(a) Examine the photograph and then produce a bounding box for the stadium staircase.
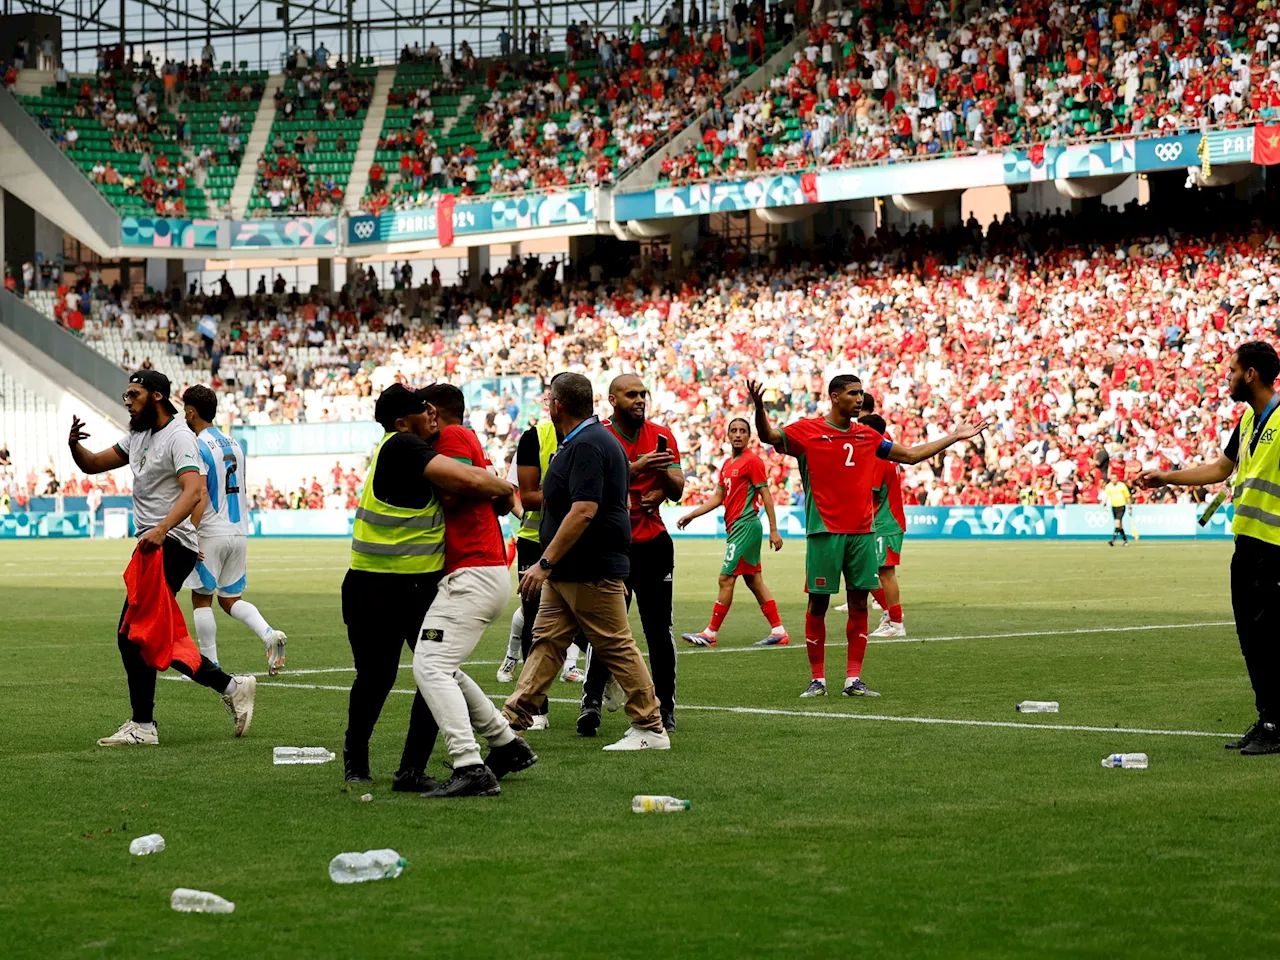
[344,64,397,213]
[623,32,808,190]
[230,74,283,217]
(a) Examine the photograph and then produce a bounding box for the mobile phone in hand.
[657,435,668,454]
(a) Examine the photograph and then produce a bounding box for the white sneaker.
[870,620,906,638]
[264,630,287,676]
[529,714,550,731]
[602,725,671,751]
[603,677,624,712]
[496,655,519,683]
[561,665,585,683]
[97,719,159,747]
[834,602,849,612]
[876,611,891,631]
[221,675,257,737]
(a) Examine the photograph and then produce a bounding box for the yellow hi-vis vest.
[516,419,558,544]
[350,433,446,573]
[1232,403,1280,547]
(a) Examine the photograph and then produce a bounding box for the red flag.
[437,194,455,247]
[1253,125,1280,166]
[1027,142,1046,167]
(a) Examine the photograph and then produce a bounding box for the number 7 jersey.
[776,417,892,535]
[196,426,249,537]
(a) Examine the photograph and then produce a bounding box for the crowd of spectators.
[664,0,1280,182]
[31,189,1280,509]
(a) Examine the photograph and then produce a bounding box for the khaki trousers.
[504,578,662,733]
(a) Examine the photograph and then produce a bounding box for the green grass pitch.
[1,537,1276,958]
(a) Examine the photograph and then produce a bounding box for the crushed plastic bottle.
[171,889,235,914]
[328,849,406,884]
[632,795,691,814]
[1016,701,1059,713]
[129,833,166,856]
[273,746,336,765]
[1102,753,1149,769]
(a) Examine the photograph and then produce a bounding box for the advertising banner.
[347,190,595,245]
[230,217,338,248]
[120,216,219,249]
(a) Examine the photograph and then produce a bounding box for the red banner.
[1253,125,1280,166]
[436,194,455,247]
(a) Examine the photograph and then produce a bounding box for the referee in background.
[1139,341,1280,754]
[342,384,514,789]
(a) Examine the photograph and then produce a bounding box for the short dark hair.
[728,417,751,433]
[420,382,465,421]
[828,374,862,395]
[1236,341,1280,385]
[550,372,594,418]
[861,392,876,413]
[859,413,886,434]
[182,384,218,422]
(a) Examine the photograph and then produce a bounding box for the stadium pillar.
[318,258,334,291]
[166,258,184,293]
[467,245,489,290]
[0,186,5,276]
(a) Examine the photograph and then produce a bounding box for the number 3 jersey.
[196,425,249,537]
[776,417,892,535]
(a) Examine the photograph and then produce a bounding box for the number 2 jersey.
[196,426,249,537]
[776,417,892,535]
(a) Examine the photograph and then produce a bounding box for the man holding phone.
[579,374,685,736]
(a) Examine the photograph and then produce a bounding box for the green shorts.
[722,516,763,577]
[805,533,880,594]
[876,532,903,568]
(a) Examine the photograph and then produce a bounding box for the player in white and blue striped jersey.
[181,385,287,675]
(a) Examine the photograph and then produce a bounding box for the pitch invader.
[181,386,287,674]
[748,376,986,698]
[677,417,788,647]
[860,413,907,638]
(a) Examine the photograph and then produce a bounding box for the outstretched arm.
[745,379,784,447]
[69,416,127,475]
[1138,455,1235,489]
[425,456,515,499]
[885,419,990,465]
[677,486,724,528]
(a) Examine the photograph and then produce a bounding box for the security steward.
[515,415,560,662]
[1139,341,1280,754]
[343,383,516,787]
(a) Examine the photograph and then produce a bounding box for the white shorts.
[184,536,248,597]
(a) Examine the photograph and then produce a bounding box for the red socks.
[872,588,888,610]
[804,613,826,680]
[888,604,903,623]
[846,609,869,680]
[760,599,782,629]
[708,601,729,633]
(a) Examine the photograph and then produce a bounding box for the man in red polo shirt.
[411,383,535,798]
[578,374,685,736]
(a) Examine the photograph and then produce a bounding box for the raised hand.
[69,415,91,447]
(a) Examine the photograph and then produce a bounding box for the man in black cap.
[69,370,258,746]
[342,383,518,789]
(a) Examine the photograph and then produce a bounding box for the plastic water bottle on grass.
[129,834,165,856]
[632,795,691,814]
[1016,701,1059,713]
[1102,753,1148,769]
[329,849,406,883]
[171,889,235,913]
[273,746,336,764]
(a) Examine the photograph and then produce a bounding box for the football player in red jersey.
[748,376,987,698]
[677,418,788,646]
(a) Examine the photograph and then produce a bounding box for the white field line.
[221,620,1235,679]
[161,677,1237,739]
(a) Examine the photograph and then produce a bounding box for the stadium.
[2,0,1279,953]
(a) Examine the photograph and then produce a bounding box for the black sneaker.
[421,764,501,798]
[391,768,440,792]
[485,737,538,780]
[343,739,372,783]
[661,711,677,733]
[577,703,602,737]
[1241,722,1280,756]
[1226,721,1262,751]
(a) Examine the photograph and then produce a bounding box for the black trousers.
[117,538,233,724]
[583,531,676,716]
[342,568,443,772]
[1231,535,1280,722]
